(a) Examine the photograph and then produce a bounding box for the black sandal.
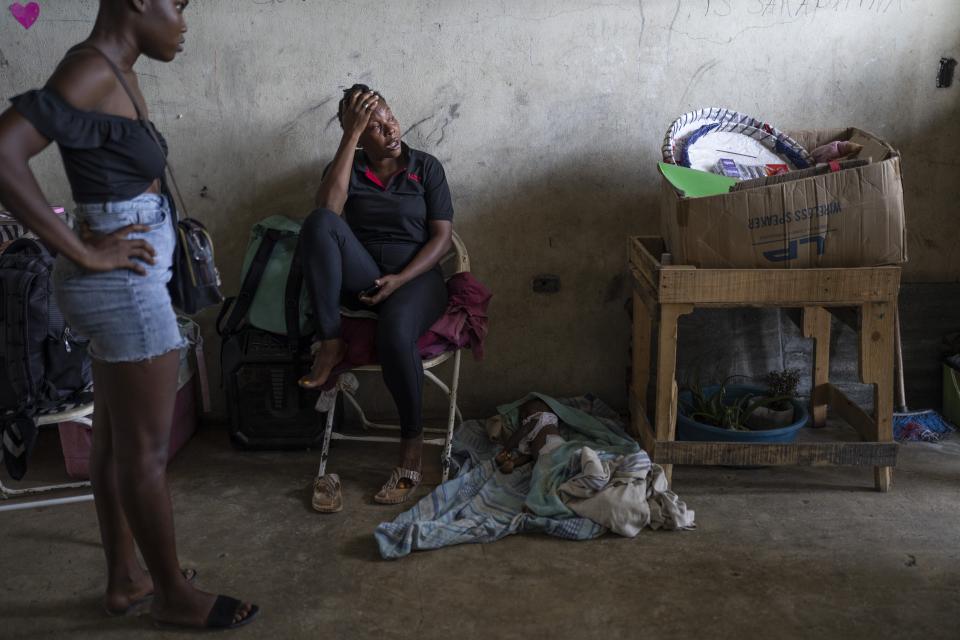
[155,595,260,632]
[203,595,260,630]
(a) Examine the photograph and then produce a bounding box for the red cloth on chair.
[419,271,491,360]
[336,272,491,369]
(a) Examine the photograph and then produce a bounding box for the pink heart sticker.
[9,2,40,30]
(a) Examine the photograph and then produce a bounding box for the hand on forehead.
[369,101,394,120]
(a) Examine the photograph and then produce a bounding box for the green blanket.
[497,392,640,518]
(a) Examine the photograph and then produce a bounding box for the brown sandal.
[373,467,421,505]
[312,473,343,513]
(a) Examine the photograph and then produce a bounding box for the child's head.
[518,398,552,423]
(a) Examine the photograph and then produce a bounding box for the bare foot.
[299,339,347,388]
[104,568,197,615]
[104,569,153,614]
[152,586,256,629]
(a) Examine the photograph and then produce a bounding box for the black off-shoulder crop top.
[9,88,167,204]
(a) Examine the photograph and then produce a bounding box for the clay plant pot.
[748,405,796,430]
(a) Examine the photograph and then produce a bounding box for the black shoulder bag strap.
[284,238,303,356]
[216,229,281,337]
[83,45,189,225]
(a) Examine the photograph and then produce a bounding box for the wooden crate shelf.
[628,236,900,492]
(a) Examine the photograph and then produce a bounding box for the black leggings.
[299,208,447,438]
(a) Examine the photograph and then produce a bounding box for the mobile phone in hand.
[359,284,382,298]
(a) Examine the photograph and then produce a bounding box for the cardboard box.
[660,128,906,268]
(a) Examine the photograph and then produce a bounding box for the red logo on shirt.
[408,173,421,182]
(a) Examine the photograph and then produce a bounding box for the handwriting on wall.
[701,0,904,18]
[664,0,909,46]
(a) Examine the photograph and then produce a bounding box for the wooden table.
[628,237,900,492]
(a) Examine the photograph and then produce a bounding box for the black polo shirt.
[338,143,454,247]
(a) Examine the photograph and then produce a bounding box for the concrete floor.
[1,423,958,640]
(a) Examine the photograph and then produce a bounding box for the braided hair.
[337,83,384,126]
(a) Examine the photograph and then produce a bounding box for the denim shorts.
[53,193,187,363]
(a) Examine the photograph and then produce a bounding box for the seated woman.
[299,84,453,507]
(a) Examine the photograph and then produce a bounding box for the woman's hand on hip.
[341,90,380,140]
[359,274,405,306]
[78,223,157,276]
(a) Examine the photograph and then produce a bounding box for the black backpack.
[0,238,91,480]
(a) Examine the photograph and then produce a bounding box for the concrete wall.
[2,0,958,418]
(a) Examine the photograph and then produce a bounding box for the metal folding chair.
[0,402,94,513]
[314,231,470,484]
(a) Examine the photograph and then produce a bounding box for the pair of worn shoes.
[312,467,422,513]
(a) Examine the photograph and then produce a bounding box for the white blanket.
[558,447,695,537]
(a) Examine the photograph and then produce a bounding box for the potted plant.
[678,374,809,444]
[748,369,802,430]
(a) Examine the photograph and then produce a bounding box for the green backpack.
[218,215,312,339]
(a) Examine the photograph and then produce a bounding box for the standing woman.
[299,84,453,507]
[0,1,257,631]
